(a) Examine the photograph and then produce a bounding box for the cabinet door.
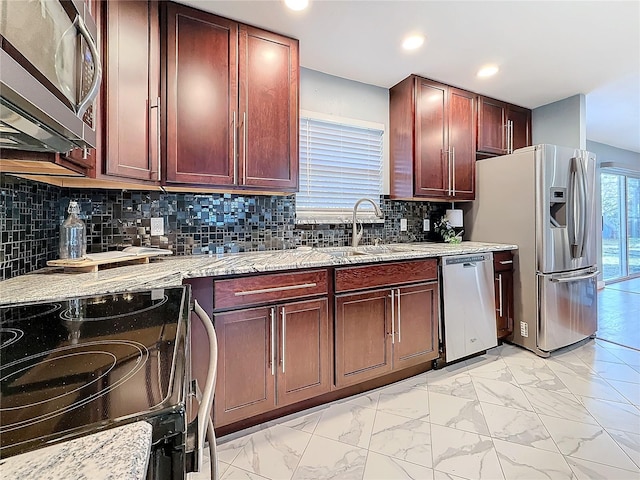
[102,0,159,181]
[277,299,329,407]
[238,26,298,190]
[495,270,514,339]
[507,105,532,152]
[414,78,449,198]
[448,88,476,200]
[477,96,507,155]
[213,306,275,427]
[335,289,393,387]
[393,283,440,370]
[164,4,237,185]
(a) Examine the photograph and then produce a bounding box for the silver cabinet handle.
[192,300,218,474]
[74,14,102,118]
[150,97,161,181]
[451,146,456,195]
[396,288,401,343]
[444,148,452,196]
[499,260,513,265]
[511,120,515,152]
[497,274,503,317]
[243,111,247,184]
[389,289,395,344]
[270,307,276,376]
[234,283,317,296]
[281,307,286,373]
[232,111,237,184]
[449,147,453,195]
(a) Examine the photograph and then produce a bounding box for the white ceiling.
[179,0,640,153]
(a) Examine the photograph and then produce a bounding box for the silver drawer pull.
[234,283,317,296]
[499,260,513,265]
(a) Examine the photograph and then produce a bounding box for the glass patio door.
[601,171,640,281]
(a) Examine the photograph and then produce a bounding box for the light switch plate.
[150,217,164,236]
[423,218,430,232]
[400,218,408,231]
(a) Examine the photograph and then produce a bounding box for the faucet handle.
[354,220,364,247]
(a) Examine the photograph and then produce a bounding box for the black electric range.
[0,286,191,476]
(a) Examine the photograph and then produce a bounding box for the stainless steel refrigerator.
[466,144,598,357]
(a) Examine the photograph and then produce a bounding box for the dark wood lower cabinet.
[214,306,275,426]
[494,251,515,339]
[277,299,330,407]
[335,282,440,388]
[214,298,329,427]
[393,283,440,369]
[335,289,393,388]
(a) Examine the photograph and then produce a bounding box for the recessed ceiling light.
[477,65,499,78]
[402,34,425,51]
[284,0,309,11]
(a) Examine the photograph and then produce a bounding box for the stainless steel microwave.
[0,0,101,153]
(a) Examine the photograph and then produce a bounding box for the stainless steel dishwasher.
[441,253,497,362]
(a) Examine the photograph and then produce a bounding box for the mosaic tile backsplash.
[1,174,449,280]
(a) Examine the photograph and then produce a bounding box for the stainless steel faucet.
[352,198,384,247]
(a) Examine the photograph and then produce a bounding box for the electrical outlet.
[423,218,430,232]
[400,218,408,231]
[150,217,164,236]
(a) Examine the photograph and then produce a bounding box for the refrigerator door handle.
[550,270,599,283]
[568,157,580,258]
[576,156,588,258]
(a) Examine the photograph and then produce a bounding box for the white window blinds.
[298,114,383,216]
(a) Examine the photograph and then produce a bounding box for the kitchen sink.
[320,245,410,257]
[324,250,371,258]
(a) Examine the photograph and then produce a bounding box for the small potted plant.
[434,216,463,244]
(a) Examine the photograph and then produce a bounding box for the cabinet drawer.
[335,259,437,293]
[494,251,514,272]
[214,270,328,309]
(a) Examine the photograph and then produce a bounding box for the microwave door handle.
[192,300,218,474]
[74,14,102,118]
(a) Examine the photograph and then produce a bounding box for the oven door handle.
[193,300,218,475]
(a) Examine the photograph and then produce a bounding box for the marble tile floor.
[598,277,640,351]
[189,339,640,480]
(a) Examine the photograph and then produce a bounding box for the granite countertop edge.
[0,421,152,480]
[0,241,517,305]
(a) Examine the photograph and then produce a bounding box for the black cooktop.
[0,286,190,459]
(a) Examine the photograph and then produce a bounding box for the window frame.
[296,109,385,224]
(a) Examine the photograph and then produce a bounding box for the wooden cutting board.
[47,250,172,273]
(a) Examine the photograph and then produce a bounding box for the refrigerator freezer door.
[537,267,598,352]
[537,145,597,273]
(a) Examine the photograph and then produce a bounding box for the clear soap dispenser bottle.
[59,200,86,260]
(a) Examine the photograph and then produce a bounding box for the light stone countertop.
[0,422,152,480]
[0,241,517,305]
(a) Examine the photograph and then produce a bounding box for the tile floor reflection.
[190,339,640,480]
[598,278,640,350]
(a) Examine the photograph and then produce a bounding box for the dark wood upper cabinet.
[477,96,531,157]
[239,26,298,190]
[390,75,476,201]
[163,3,298,190]
[164,4,237,186]
[507,104,532,151]
[99,0,160,182]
